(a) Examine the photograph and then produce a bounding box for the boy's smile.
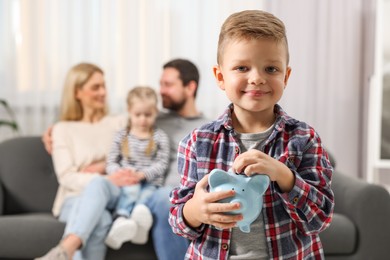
[213,38,291,129]
[243,89,271,98]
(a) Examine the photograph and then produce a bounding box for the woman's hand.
[106,168,140,186]
[81,161,106,174]
[183,174,243,229]
[232,149,295,192]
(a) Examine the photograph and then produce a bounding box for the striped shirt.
[106,127,169,186]
[169,104,334,260]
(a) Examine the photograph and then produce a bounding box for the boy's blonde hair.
[60,63,108,121]
[217,10,289,65]
[122,86,158,159]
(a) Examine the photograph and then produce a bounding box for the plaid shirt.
[169,104,334,260]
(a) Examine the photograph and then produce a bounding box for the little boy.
[169,10,334,260]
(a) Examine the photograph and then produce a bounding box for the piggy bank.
[208,169,270,233]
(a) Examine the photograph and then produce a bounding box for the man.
[43,59,208,260]
[146,59,208,260]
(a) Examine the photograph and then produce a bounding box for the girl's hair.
[126,86,158,109]
[217,10,289,65]
[121,86,158,159]
[59,63,108,121]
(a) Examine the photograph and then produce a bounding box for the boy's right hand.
[183,174,243,230]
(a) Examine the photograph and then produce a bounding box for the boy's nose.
[249,71,266,85]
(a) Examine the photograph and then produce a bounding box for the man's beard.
[162,95,186,112]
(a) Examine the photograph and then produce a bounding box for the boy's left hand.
[232,149,295,192]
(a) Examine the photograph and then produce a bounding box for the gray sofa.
[1,137,390,260]
[319,163,390,260]
[0,137,156,260]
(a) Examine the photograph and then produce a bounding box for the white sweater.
[51,115,126,216]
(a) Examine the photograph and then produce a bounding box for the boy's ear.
[213,65,225,90]
[284,66,292,88]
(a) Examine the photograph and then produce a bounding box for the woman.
[36,63,140,260]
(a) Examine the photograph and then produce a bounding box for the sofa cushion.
[0,137,158,260]
[0,137,58,213]
[320,213,357,255]
[0,213,65,258]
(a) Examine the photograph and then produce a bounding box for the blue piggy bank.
[208,169,270,233]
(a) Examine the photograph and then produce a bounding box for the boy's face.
[213,38,291,118]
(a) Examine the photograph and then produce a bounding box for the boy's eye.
[265,67,278,73]
[235,66,249,72]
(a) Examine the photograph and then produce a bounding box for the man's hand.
[182,174,243,229]
[42,125,54,154]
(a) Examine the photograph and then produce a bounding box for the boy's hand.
[232,149,294,192]
[183,174,243,230]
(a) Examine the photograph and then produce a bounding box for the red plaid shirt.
[169,104,334,260]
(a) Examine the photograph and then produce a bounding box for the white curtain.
[0,0,262,137]
[0,0,376,180]
[265,0,376,179]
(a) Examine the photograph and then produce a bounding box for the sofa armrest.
[331,171,390,258]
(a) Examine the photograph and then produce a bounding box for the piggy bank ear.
[248,175,270,194]
[208,169,231,188]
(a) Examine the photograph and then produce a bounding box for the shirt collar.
[214,103,298,133]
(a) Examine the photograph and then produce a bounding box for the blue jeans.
[115,183,157,217]
[59,176,120,260]
[145,186,189,260]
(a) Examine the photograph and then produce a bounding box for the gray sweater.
[156,110,209,187]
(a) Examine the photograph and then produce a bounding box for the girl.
[104,86,169,249]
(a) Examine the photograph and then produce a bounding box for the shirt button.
[235,147,240,154]
[221,243,229,251]
[292,197,299,204]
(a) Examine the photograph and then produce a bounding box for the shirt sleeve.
[277,128,334,235]
[142,129,170,183]
[105,130,125,175]
[169,131,205,240]
[52,123,98,192]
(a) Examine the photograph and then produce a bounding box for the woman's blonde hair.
[217,10,289,65]
[121,86,158,159]
[59,63,108,121]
